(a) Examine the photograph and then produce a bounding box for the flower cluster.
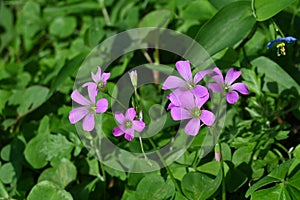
[162,60,249,136]
[69,67,145,142]
[69,61,249,141]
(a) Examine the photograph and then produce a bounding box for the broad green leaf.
[226,167,248,192]
[49,53,86,96]
[17,1,42,38]
[135,174,175,200]
[253,0,296,21]
[44,2,99,17]
[0,180,8,199]
[38,158,77,188]
[246,160,293,197]
[49,16,77,38]
[27,180,73,200]
[180,1,216,21]
[251,56,300,93]
[40,134,74,162]
[209,0,251,10]
[287,170,300,191]
[138,10,172,28]
[251,184,292,200]
[8,86,49,116]
[0,162,16,184]
[181,170,222,200]
[0,145,10,162]
[195,1,256,59]
[24,116,50,169]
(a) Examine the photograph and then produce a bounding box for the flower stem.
[219,142,226,200]
[98,0,111,26]
[139,137,152,166]
[148,138,182,194]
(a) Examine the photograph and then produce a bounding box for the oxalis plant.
[1,0,300,200]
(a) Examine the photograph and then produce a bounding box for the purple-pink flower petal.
[162,76,186,90]
[132,120,145,132]
[114,112,125,124]
[71,90,91,106]
[210,67,224,85]
[96,98,108,113]
[194,69,211,83]
[69,107,88,124]
[125,108,136,120]
[176,60,192,82]
[231,83,249,95]
[102,72,111,83]
[193,85,209,98]
[92,66,102,83]
[178,91,195,110]
[185,118,200,136]
[208,83,223,93]
[113,126,124,136]
[200,110,215,126]
[196,93,210,108]
[86,83,97,103]
[171,107,192,120]
[226,91,239,104]
[225,68,241,85]
[82,114,95,131]
[124,129,134,141]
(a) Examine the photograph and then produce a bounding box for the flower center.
[186,82,195,90]
[89,104,97,114]
[276,42,286,56]
[224,84,231,92]
[97,81,105,90]
[191,107,202,118]
[125,120,133,129]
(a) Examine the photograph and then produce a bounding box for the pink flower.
[170,90,215,136]
[113,108,145,141]
[69,89,108,131]
[83,66,110,93]
[162,60,210,98]
[208,67,249,104]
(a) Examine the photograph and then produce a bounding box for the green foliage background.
[1,0,300,199]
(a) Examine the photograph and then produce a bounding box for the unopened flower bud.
[214,143,222,162]
[129,70,138,90]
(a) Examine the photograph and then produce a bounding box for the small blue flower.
[267,36,297,49]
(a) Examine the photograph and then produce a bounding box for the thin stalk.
[219,142,226,200]
[98,0,111,26]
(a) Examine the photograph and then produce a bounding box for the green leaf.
[49,16,77,38]
[0,162,16,184]
[195,1,256,59]
[226,167,248,192]
[0,180,8,199]
[40,134,74,162]
[180,1,216,21]
[251,56,300,93]
[135,174,175,200]
[27,180,73,200]
[49,53,86,96]
[181,170,222,200]
[38,158,77,188]
[8,85,49,116]
[253,0,296,21]
[138,10,172,28]
[24,116,50,169]
[246,160,293,197]
[251,183,292,200]
[287,170,300,191]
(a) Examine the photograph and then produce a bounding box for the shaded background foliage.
[0,0,300,199]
